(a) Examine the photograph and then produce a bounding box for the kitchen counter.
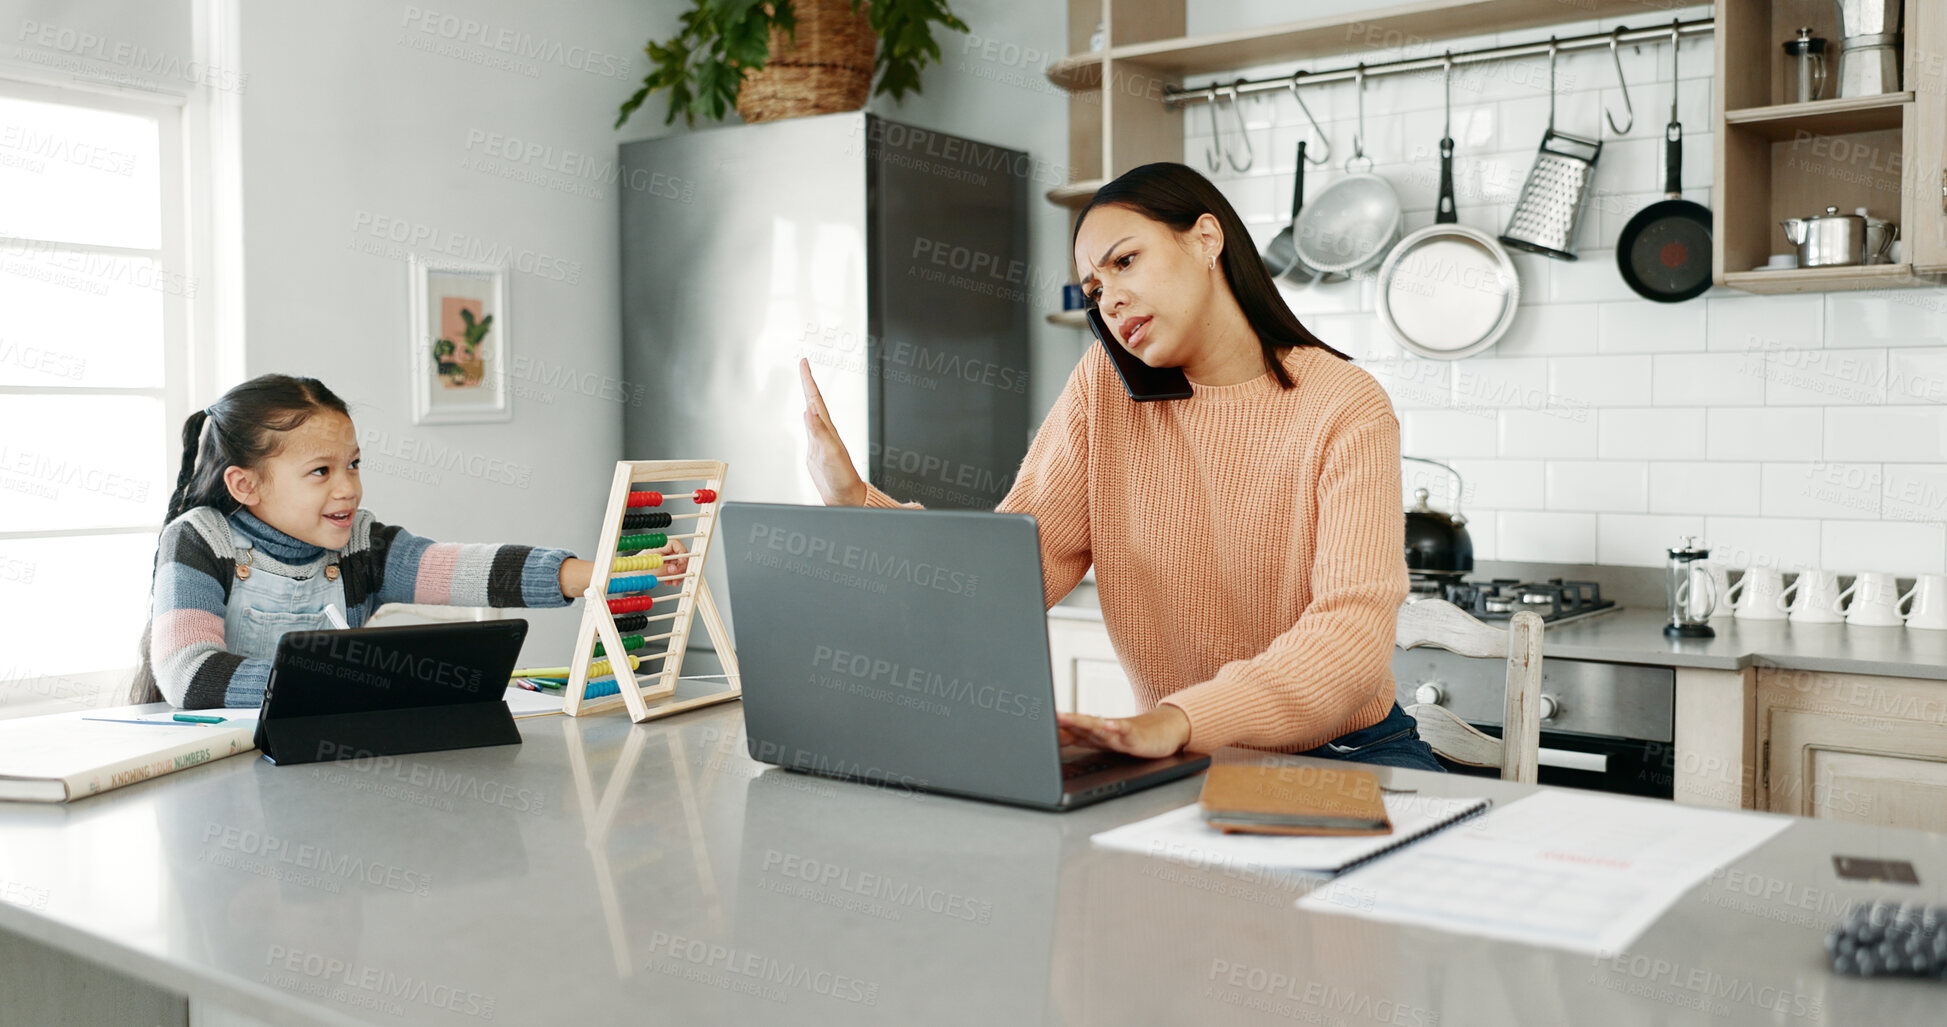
[1053,588,1947,681]
[3,699,1946,1026]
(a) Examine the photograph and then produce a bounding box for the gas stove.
[1407,575,1619,626]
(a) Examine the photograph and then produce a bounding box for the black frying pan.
[1617,45,1711,303]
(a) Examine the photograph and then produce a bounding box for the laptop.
[720,503,1209,811]
[254,620,529,765]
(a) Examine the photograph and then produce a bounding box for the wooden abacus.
[560,459,741,722]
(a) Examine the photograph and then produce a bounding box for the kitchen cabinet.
[1712,0,1944,292]
[1047,616,1140,716]
[1755,668,1947,830]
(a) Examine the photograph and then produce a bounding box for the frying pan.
[1617,30,1712,303]
[1261,140,1315,283]
[1376,63,1519,360]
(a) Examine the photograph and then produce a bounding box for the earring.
[1209,256,1217,271]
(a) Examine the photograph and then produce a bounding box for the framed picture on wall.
[409,255,511,424]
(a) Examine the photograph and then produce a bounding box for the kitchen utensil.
[1617,26,1712,304]
[1840,571,1904,626]
[1900,574,1947,630]
[1401,457,1472,576]
[1295,67,1401,280]
[1729,567,1789,621]
[1499,39,1602,262]
[1377,55,1520,360]
[1663,536,1716,638]
[1860,207,1899,265]
[1780,569,1849,624]
[1263,139,1314,282]
[1783,28,1828,103]
[1779,206,1894,267]
[1834,0,1903,96]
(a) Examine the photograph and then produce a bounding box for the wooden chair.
[1395,599,1545,783]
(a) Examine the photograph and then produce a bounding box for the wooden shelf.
[1046,309,1090,328]
[1720,264,1938,294]
[1046,179,1105,208]
[1724,93,1912,141]
[1045,0,1680,92]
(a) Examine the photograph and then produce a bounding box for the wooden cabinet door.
[1912,0,1947,271]
[1764,708,1947,829]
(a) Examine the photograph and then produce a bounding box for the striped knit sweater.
[137,508,575,708]
[865,342,1408,754]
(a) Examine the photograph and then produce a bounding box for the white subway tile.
[1706,294,1823,352]
[1598,300,1707,354]
[1598,513,1707,568]
[1825,292,1947,348]
[1507,250,1553,305]
[1493,303,1596,356]
[1370,355,1454,409]
[1706,408,1822,461]
[1883,464,1947,526]
[1549,355,1652,407]
[1546,460,1648,512]
[1764,349,1885,405]
[1497,510,1597,563]
[1601,407,1708,460]
[1590,136,1660,198]
[1446,458,1545,510]
[1825,407,1947,463]
[1451,357,1548,415]
[1701,516,1822,571]
[1821,520,1947,576]
[1762,463,1882,520]
[1651,353,1766,406]
[1314,314,1389,361]
[1400,409,1499,458]
[1885,347,1947,405]
[1649,461,1762,516]
[1553,249,1638,303]
[1499,408,1599,458]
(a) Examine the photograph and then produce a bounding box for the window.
[0,79,188,717]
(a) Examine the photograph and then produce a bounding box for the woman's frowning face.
[1073,204,1225,370]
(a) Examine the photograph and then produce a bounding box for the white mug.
[1728,567,1789,621]
[1698,561,1734,620]
[1901,574,1947,631]
[1780,569,1850,624]
[1841,571,1905,627]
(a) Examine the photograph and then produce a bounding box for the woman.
[799,162,1439,771]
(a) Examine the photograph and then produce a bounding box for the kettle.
[1780,206,1896,268]
[1402,457,1473,576]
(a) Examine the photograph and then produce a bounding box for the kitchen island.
[3,699,1945,1026]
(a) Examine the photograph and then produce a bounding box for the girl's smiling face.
[223,410,362,549]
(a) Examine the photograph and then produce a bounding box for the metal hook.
[1347,65,1372,173]
[1288,70,1329,165]
[1201,85,1222,172]
[1545,38,1559,133]
[1605,27,1634,135]
[1221,80,1254,172]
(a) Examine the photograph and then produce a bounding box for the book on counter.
[0,708,258,803]
[1199,762,1395,836]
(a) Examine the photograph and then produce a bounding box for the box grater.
[1499,128,1602,261]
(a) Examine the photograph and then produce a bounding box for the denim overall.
[221,529,347,662]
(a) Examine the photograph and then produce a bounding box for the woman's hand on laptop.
[800,358,867,506]
[1057,706,1192,758]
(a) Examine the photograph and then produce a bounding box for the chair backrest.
[1394,599,1544,783]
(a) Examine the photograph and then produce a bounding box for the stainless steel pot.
[1780,206,1896,267]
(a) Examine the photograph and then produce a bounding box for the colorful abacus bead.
[608,595,656,614]
[692,488,717,504]
[612,553,664,573]
[622,511,672,530]
[626,490,664,508]
[607,574,661,594]
[616,532,667,551]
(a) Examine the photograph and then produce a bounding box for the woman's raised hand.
[800,358,867,507]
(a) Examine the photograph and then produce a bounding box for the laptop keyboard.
[1061,752,1135,780]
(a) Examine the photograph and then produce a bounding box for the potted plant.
[433,308,493,388]
[617,0,967,127]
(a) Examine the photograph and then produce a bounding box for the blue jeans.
[1298,703,1446,772]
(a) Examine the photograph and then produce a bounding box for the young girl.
[130,374,676,708]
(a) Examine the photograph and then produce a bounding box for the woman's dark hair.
[1074,162,1351,388]
[164,374,351,524]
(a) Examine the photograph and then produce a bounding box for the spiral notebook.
[1092,793,1492,876]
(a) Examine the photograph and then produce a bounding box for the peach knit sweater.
[863,342,1409,753]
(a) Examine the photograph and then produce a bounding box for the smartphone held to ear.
[1087,308,1192,402]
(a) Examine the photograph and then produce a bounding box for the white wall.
[239,0,676,662]
[1186,2,1947,577]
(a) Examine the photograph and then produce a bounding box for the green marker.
[172,713,226,724]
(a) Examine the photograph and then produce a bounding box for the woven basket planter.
[735,0,876,123]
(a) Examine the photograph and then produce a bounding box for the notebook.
[0,708,257,803]
[1199,763,1391,835]
[1093,793,1492,876]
